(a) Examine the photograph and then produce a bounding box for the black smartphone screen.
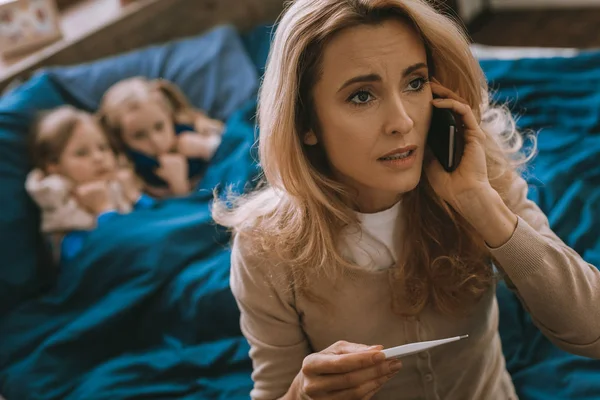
[427,106,464,172]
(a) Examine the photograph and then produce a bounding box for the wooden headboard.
[0,0,285,92]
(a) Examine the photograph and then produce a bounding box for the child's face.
[120,101,176,156]
[47,120,117,184]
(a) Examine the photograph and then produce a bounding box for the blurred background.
[1,0,598,93]
[455,0,600,48]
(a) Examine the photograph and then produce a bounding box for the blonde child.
[98,77,224,198]
[26,105,154,263]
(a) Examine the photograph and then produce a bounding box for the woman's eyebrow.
[337,62,428,93]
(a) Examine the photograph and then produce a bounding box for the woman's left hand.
[425,80,492,215]
[425,80,518,248]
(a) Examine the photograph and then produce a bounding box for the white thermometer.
[383,335,469,360]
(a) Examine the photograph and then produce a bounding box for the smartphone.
[427,100,465,173]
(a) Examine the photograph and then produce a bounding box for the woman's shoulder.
[231,229,281,273]
[230,230,296,301]
[218,186,301,285]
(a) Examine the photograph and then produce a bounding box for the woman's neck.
[353,193,402,214]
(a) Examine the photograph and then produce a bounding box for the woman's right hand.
[294,340,402,400]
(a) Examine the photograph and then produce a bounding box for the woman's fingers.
[303,349,385,375]
[430,80,468,104]
[308,359,403,392]
[327,341,383,355]
[300,341,402,400]
[431,98,485,143]
[431,98,476,127]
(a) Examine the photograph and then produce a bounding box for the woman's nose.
[386,96,414,136]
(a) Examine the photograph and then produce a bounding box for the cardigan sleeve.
[230,235,311,399]
[489,175,600,358]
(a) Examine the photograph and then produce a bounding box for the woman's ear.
[303,131,318,146]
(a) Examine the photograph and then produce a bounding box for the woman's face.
[310,19,433,213]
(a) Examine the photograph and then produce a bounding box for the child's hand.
[116,168,142,203]
[74,181,115,215]
[177,132,221,160]
[156,153,190,195]
[194,114,224,137]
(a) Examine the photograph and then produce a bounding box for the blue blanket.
[0,98,259,399]
[482,51,600,400]
[1,28,600,399]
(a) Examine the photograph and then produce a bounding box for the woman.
[213,0,600,399]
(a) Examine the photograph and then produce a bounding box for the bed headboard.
[0,0,285,93]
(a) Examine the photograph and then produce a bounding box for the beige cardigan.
[230,176,600,400]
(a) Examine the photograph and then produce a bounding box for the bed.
[0,21,599,399]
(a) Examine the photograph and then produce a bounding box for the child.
[25,105,155,263]
[98,77,224,198]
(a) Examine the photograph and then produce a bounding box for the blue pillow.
[239,24,275,76]
[0,73,67,316]
[45,25,259,121]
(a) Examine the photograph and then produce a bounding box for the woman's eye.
[75,149,89,157]
[408,77,426,91]
[350,91,373,105]
[154,121,165,131]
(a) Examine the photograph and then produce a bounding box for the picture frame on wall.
[0,0,63,60]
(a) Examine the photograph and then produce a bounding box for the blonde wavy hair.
[213,0,532,316]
